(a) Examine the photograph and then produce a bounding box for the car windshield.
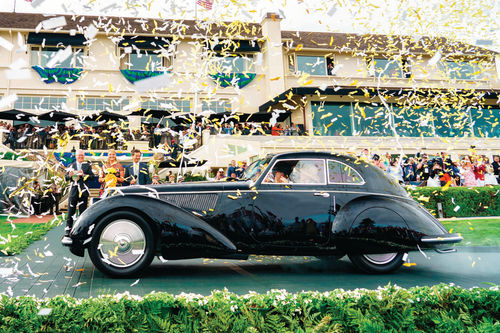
[243,157,271,182]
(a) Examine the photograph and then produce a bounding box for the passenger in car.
[274,170,290,183]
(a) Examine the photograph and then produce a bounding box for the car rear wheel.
[348,252,405,274]
[88,211,155,277]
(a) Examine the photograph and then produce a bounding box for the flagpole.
[13,0,16,13]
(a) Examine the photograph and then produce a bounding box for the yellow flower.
[105,167,117,174]
[104,174,117,188]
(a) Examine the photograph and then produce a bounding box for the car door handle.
[313,192,330,198]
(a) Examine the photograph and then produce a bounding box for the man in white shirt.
[62,149,94,244]
[124,149,151,186]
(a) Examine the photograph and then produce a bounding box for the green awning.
[209,39,260,53]
[118,36,172,49]
[27,32,86,46]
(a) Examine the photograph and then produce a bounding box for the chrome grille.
[159,193,218,212]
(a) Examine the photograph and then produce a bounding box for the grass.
[0,216,62,255]
[441,218,500,247]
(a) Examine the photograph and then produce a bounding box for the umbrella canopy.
[87,111,127,122]
[239,111,292,123]
[38,110,77,122]
[0,109,36,121]
[158,159,207,168]
[129,108,172,119]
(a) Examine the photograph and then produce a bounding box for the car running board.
[213,253,250,260]
[434,248,457,254]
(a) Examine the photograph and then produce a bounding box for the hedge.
[408,185,500,218]
[0,284,498,332]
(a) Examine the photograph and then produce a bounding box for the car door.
[326,159,367,217]
[251,158,333,249]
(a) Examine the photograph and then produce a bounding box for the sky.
[2,0,499,52]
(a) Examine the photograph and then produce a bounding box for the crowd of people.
[362,149,500,187]
[1,120,305,152]
[0,121,193,152]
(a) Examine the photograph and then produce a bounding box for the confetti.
[0,36,14,51]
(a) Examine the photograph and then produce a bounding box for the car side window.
[328,161,343,183]
[264,159,326,184]
[328,160,364,184]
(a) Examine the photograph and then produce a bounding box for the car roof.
[265,151,407,197]
[268,151,356,162]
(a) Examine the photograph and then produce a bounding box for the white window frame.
[262,158,328,186]
[291,54,334,76]
[78,97,130,112]
[327,159,365,185]
[212,53,255,73]
[201,100,231,114]
[439,60,483,81]
[30,45,86,68]
[120,48,173,71]
[367,57,410,79]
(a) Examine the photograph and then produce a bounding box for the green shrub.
[0,152,25,161]
[0,217,62,255]
[0,284,497,332]
[182,173,207,182]
[408,186,500,218]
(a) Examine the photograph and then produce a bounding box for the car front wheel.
[348,252,405,274]
[88,211,155,277]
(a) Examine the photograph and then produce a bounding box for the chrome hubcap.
[98,219,145,268]
[363,253,398,265]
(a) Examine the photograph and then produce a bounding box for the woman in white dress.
[483,157,499,185]
[386,159,404,184]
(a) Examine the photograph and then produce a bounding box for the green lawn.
[441,218,500,247]
[0,216,62,255]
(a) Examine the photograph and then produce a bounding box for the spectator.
[215,168,225,181]
[124,149,150,186]
[387,159,403,184]
[98,149,125,195]
[461,156,477,187]
[227,160,237,178]
[491,155,500,184]
[484,157,498,185]
[62,149,94,244]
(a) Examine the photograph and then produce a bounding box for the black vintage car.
[64,151,462,277]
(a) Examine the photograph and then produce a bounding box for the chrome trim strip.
[326,159,366,185]
[421,236,463,243]
[126,189,408,200]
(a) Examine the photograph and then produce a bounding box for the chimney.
[261,12,285,99]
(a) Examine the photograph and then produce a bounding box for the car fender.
[332,195,447,253]
[71,194,237,252]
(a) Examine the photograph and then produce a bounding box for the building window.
[441,60,482,80]
[368,58,409,78]
[120,48,172,71]
[30,46,85,68]
[78,97,129,112]
[201,100,231,113]
[296,55,328,76]
[142,99,191,113]
[470,107,500,138]
[211,54,255,73]
[432,107,472,137]
[14,96,67,111]
[312,102,353,136]
[352,103,393,137]
[392,106,434,137]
